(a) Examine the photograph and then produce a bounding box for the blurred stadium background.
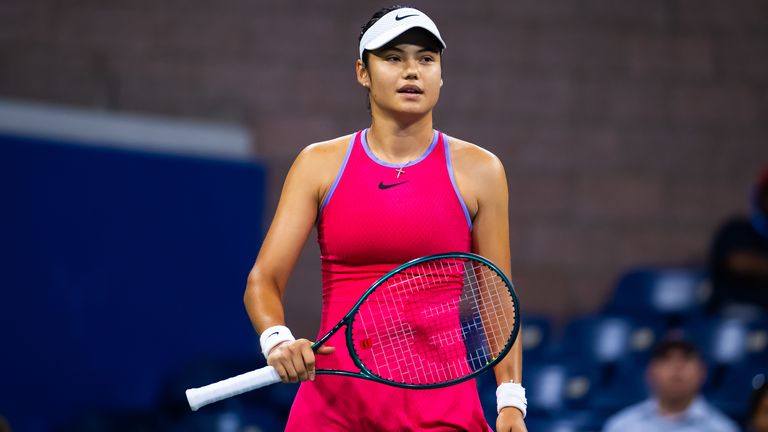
[1,0,767,431]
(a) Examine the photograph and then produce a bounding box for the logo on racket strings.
[360,338,374,350]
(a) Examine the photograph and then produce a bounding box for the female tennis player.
[244,6,526,431]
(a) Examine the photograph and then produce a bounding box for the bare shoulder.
[288,133,354,203]
[445,136,508,218]
[297,134,353,166]
[446,136,506,182]
[289,134,353,179]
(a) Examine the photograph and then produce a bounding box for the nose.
[403,58,419,80]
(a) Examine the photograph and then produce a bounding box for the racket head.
[345,252,520,389]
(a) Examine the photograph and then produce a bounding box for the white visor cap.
[359,8,446,60]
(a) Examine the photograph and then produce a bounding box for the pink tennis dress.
[284,130,491,431]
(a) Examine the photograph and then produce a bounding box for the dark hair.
[650,339,700,361]
[748,376,768,422]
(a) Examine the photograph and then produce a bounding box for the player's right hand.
[266,338,335,383]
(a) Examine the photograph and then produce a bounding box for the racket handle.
[185,365,281,411]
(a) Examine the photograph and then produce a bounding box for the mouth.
[397,85,423,95]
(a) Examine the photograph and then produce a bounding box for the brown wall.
[3,0,767,336]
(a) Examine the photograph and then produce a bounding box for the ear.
[356,59,370,89]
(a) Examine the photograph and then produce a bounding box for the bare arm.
[469,158,522,385]
[452,139,526,431]
[452,140,521,383]
[474,158,525,431]
[244,147,321,333]
[243,137,348,382]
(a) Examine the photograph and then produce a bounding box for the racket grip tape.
[185,365,281,410]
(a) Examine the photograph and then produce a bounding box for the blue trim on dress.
[319,133,356,213]
[361,128,439,168]
[443,133,473,230]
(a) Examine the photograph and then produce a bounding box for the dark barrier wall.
[0,135,266,431]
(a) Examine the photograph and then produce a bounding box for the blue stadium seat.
[556,314,665,367]
[547,315,656,416]
[681,316,768,412]
[603,266,709,325]
[706,363,766,423]
[588,359,648,415]
[521,314,553,362]
[683,317,768,367]
[521,361,596,416]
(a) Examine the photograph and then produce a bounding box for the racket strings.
[350,257,517,386]
[462,263,515,369]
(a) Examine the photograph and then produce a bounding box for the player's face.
[647,351,706,404]
[357,30,442,118]
[753,393,768,432]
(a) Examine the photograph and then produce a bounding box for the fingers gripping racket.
[186,252,520,410]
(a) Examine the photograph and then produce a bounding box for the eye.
[385,55,401,62]
[420,55,435,63]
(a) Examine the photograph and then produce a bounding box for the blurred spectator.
[708,167,768,317]
[602,339,738,432]
[749,378,768,432]
[0,416,10,432]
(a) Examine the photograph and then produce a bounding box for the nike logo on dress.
[378,181,408,189]
[395,13,419,21]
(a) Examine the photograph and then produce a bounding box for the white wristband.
[259,325,296,358]
[496,382,527,418]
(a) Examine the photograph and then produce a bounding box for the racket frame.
[311,251,521,389]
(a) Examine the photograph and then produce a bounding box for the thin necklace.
[367,131,427,178]
[395,161,411,178]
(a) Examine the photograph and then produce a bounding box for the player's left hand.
[496,407,527,432]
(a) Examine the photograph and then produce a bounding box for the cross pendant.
[395,167,405,178]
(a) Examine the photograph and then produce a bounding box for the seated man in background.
[709,166,768,317]
[602,339,738,432]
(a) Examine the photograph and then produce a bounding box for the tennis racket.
[186,251,520,411]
